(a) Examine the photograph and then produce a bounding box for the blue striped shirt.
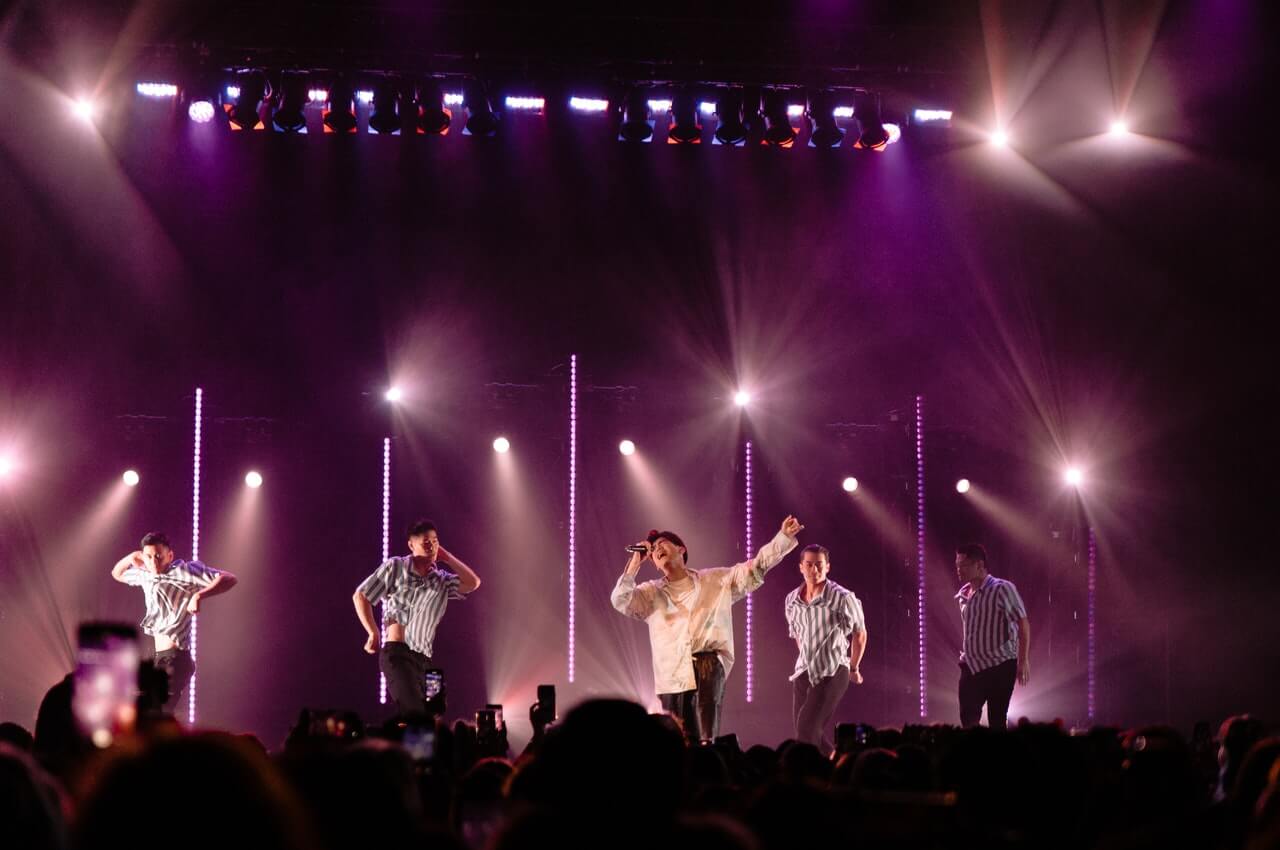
[956,574,1027,673]
[121,560,222,650]
[785,580,865,684]
[357,557,464,657]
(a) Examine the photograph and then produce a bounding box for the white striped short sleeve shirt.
[121,560,222,650]
[785,580,865,684]
[956,574,1027,673]
[357,557,464,657]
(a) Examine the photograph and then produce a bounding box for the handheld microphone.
[624,544,649,554]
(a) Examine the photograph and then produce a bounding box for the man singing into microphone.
[611,515,803,742]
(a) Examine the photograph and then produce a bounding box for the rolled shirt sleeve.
[728,530,799,601]
[356,560,396,605]
[611,574,658,620]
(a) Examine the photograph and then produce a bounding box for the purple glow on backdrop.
[915,394,926,718]
[568,354,577,683]
[190,387,203,725]
[744,440,754,703]
[380,437,390,704]
[1088,527,1097,722]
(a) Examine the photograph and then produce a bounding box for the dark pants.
[959,659,1018,730]
[154,648,195,715]
[793,666,851,753]
[658,652,726,742]
[381,642,432,717]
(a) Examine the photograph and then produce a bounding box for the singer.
[352,519,482,717]
[611,515,803,742]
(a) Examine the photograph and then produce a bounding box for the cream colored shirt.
[611,530,798,694]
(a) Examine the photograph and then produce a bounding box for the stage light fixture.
[619,439,636,456]
[123,470,140,487]
[188,100,216,123]
[1064,467,1084,487]
[762,89,797,147]
[569,96,609,113]
[733,389,752,407]
[367,79,406,134]
[385,386,403,403]
[322,80,358,134]
[416,80,452,135]
[852,90,890,150]
[712,89,747,146]
[136,82,178,98]
[913,108,953,126]
[493,436,511,454]
[842,476,859,493]
[245,471,264,488]
[71,97,97,123]
[807,90,845,148]
[618,88,654,143]
[956,478,971,494]
[0,456,14,478]
[271,73,310,133]
[462,80,498,137]
[990,129,1009,147]
[226,72,267,130]
[1110,119,1129,136]
[505,95,546,113]
[667,89,701,144]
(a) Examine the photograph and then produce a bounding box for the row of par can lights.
[137,73,949,148]
[114,469,264,488]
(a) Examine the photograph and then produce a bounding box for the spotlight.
[1064,467,1084,487]
[416,80,452,135]
[0,456,14,478]
[618,88,654,143]
[369,79,407,134]
[569,96,609,113]
[733,390,752,407]
[667,89,701,144]
[271,73,310,133]
[226,72,267,130]
[492,437,511,454]
[842,476,859,493]
[462,80,498,137]
[1109,119,1129,136]
[136,82,179,98]
[385,386,403,403]
[762,89,796,147]
[245,471,264,488]
[182,73,220,124]
[956,478,971,494]
[990,129,1009,147]
[913,108,953,126]
[619,439,636,456]
[322,79,357,133]
[187,100,216,123]
[71,97,97,123]
[807,90,845,148]
[852,90,889,150]
[504,95,546,113]
[712,88,747,146]
[123,470,140,487]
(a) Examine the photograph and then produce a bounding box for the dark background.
[1,0,1274,748]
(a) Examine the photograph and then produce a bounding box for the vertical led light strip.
[379,437,391,705]
[189,387,203,725]
[915,394,927,719]
[744,440,754,703]
[567,354,577,683]
[1087,526,1097,723]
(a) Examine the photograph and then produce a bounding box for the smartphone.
[714,733,741,754]
[73,622,140,748]
[402,724,436,761]
[423,669,445,700]
[476,708,497,736]
[485,703,504,729]
[536,684,556,722]
[835,722,857,753]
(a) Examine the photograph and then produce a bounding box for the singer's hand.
[625,541,650,576]
[780,515,804,538]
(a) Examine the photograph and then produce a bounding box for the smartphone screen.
[485,703,504,729]
[476,708,496,735]
[536,684,556,721]
[73,622,140,747]
[402,726,435,761]
[423,669,444,700]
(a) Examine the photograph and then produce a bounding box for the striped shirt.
[956,574,1027,673]
[121,560,222,650]
[785,580,865,684]
[357,557,464,657]
[612,530,798,694]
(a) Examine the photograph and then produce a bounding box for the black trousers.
[381,642,432,717]
[658,652,726,742]
[154,648,195,715]
[958,659,1018,730]
[793,666,851,753]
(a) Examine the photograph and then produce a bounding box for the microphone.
[624,544,649,554]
